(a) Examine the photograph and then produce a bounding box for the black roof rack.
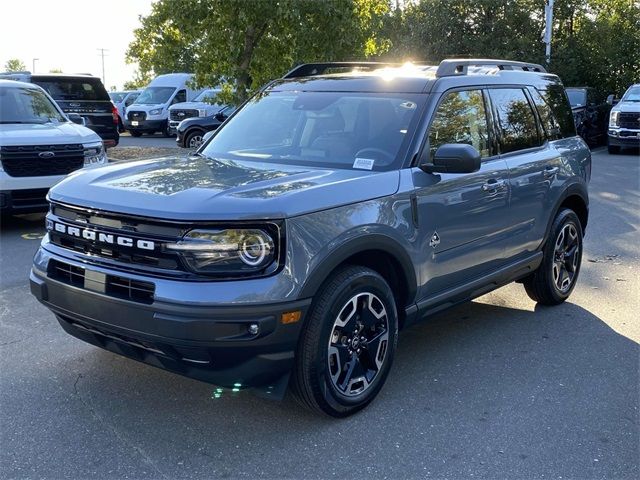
[436,59,546,77]
[283,62,400,79]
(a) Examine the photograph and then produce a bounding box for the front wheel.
[129,130,142,137]
[290,266,398,417]
[523,209,583,305]
[185,129,205,149]
[607,143,620,154]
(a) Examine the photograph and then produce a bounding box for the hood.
[0,122,101,146]
[49,155,400,221]
[169,101,220,111]
[612,101,640,113]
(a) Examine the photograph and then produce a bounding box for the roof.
[0,79,44,89]
[271,59,558,94]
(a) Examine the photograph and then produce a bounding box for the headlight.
[83,141,107,167]
[166,228,279,276]
[609,111,619,127]
[149,108,162,116]
[198,109,207,117]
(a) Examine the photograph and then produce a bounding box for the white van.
[124,73,204,137]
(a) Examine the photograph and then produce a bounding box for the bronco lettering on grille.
[49,220,155,251]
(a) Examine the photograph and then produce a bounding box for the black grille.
[170,109,198,121]
[127,110,147,121]
[1,144,84,177]
[49,259,155,304]
[619,112,640,130]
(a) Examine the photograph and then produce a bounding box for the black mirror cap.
[420,143,482,174]
[67,113,85,126]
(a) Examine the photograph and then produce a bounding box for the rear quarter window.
[536,85,576,139]
[33,77,110,101]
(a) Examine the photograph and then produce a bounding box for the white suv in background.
[0,80,107,215]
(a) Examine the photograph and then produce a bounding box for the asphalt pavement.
[117,132,179,149]
[0,148,638,479]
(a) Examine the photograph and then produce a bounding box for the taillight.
[111,103,119,124]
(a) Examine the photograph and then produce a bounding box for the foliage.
[126,0,391,104]
[4,58,26,72]
[123,70,153,90]
[49,68,63,73]
[127,0,639,100]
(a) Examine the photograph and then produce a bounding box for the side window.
[124,93,138,107]
[428,89,490,160]
[173,89,186,104]
[529,88,562,140]
[537,85,576,138]
[489,88,541,154]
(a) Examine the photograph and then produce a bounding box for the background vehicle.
[0,80,108,214]
[168,88,221,135]
[566,87,610,146]
[125,73,203,137]
[607,83,640,154]
[109,90,141,132]
[31,60,590,417]
[175,105,236,148]
[0,71,119,148]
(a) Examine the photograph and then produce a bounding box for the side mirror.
[420,144,481,174]
[606,94,619,106]
[215,112,227,121]
[67,113,85,126]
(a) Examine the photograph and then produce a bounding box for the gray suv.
[30,59,590,417]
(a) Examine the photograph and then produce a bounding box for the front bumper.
[125,119,166,133]
[608,129,640,147]
[30,248,311,391]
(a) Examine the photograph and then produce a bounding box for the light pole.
[32,58,39,73]
[543,0,555,67]
[97,48,108,85]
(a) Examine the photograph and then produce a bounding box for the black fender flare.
[298,233,418,305]
[542,181,589,246]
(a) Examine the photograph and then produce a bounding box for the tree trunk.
[236,21,268,103]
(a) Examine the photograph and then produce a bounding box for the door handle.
[543,166,559,178]
[481,179,507,192]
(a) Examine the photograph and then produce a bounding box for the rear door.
[414,88,512,297]
[33,76,115,138]
[488,87,562,258]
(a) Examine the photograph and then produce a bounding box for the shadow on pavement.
[58,298,638,478]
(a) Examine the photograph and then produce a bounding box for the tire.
[185,129,205,149]
[290,265,398,417]
[607,144,620,154]
[129,130,142,138]
[162,123,174,138]
[523,209,583,305]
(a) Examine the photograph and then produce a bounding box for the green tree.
[49,68,63,73]
[123,70,152,90]
[127,0,391,104]
[4,58,26,72]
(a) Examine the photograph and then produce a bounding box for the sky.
[0,0,153,90]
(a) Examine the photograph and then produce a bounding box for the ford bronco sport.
[30,59,590,417]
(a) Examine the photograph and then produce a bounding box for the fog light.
[248,323,260,335]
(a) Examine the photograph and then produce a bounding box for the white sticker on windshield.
[353,158,375,170]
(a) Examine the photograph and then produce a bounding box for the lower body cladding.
[30,249,311,398]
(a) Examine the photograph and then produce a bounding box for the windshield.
[566,89,587,107]
[36,78,109,101]
[201,91,423,170]
[194,89,221,103]
[109,92,126,102]
[134,86,176,105]
[621,86,640,102]
[0,86,66,124]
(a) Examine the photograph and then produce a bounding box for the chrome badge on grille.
[47,219,155,251]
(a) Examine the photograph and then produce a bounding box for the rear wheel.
[523,209,583,305]
[290,266,398,417]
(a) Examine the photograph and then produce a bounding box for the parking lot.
[0,148,638,478]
